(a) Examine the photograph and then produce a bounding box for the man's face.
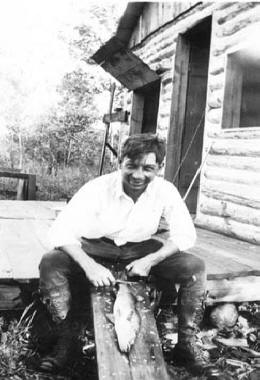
[121,152,161,197]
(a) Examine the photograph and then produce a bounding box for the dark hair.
[120,133,166,165]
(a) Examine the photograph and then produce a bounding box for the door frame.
[130,79,161,135]
[164,34,190,187]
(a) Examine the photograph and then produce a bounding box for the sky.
[0,0,127,135]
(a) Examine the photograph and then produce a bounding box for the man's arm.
[126,237,179,277]
[126,182,196,277]
[60,244,115,287]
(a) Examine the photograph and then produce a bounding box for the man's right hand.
[84,261,115,287]
[60,244,115,288]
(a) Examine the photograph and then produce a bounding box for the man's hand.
[84,261,115,287]
[60,244,115,288]
[126,257,153,278]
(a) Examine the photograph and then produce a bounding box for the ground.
[1,301,260,380]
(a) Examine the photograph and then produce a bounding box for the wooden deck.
[0,200,65,279]
[0,200,259,287]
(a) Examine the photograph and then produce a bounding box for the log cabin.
[92,1,260,245]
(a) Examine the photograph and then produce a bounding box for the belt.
[101,237,138,248]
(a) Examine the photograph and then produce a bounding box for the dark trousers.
[39,237,206,334]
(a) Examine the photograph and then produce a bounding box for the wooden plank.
[222,54,243,129]
[188,227,260,278]
[101,49,159,91]
[0,250,13,278]
[103,110,128,124]
[207,275,260,304]
[0,284,23,310]
[0,218,52,279]
[130,92,144,135]
[165,34,190,186]
[0,171,29,180]
[0,200,65,220]
[91,282,169,380]
[27,174,36,200]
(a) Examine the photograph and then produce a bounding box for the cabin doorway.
[165,17,211,214]
[130,79,160,134]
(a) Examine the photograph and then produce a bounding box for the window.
[223,48,260,129]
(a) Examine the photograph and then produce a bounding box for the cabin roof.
[92,2,144,65]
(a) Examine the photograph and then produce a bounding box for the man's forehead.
[125,152,157,165]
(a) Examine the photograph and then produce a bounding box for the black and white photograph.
[0,1,260,379]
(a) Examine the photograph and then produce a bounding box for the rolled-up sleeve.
[162,183,196,251]
[48,182,97,248]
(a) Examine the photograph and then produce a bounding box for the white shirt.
[49,171,196,251]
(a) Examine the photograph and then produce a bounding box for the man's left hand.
[126,257,153,278]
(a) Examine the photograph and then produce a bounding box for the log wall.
[127,2,260,244]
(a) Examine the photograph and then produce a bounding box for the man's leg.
[38,249,88,372]
[151,251,210,374]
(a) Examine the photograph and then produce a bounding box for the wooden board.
[91,283,169,380]
[0,200,65,220]
[165,34,190,185]
[0,200,65,279]
[188,227,260,279]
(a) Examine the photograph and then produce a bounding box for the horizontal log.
[217,2,258,25]
[204,121,221,136]
[201,179,260,208]
[208,73,225,91]
[211,139,260,156]
[206,108,222,124]
[199,194,260,226]
[195,213,260,245]
[219,10,260,38]
[213,129,260,140]
[154,58,172,74]
[204,166,260,186]
[208,90,223,108]
[213,23,260,57]
[206,154,260,171]
[209,56,225,75]
[206,275,260,304]
[216,2,238,14]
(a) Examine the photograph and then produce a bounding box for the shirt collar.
[114,170,157,199]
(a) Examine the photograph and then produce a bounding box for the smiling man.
[38,133,209,374]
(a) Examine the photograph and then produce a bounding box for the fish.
[113,283,140,353]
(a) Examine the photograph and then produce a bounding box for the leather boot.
[39,314,80,373]
[38,278,77,372]
[173,271,211,375]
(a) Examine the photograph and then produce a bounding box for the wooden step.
[91,282,170,380]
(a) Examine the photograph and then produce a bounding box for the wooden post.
[130,92,145,135]
[27,174,36,200]
[165,34,190,186]
[99,83,116,176]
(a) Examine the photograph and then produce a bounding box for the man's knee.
[192,255,206,273]
[39,249,71,274]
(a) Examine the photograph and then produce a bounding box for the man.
[38,133,209,374]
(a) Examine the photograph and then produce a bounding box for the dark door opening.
[179,17,211,213]
[166,17,211,214]
[130,80,160,134]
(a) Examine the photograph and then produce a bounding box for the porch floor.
[0,200,259,281]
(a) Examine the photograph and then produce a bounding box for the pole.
[183,141,213,201]
[99,83,116,176]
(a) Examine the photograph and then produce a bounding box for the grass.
[0,159,116,201]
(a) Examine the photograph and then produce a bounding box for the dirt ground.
[0,301,260,380]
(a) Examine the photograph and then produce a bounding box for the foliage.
[0,2,123,199]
